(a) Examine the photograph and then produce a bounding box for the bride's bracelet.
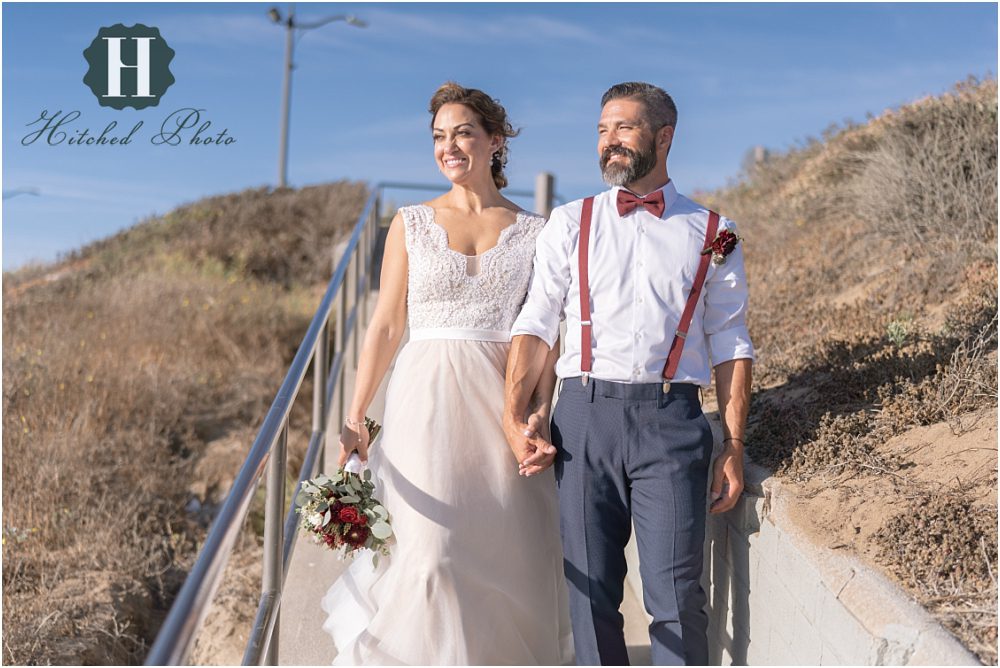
[345,417,365,429]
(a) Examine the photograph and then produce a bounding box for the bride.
[320,82,573,665]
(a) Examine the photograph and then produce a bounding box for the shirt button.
[638,297,645,304]
[633,367,641,376]
[638,261,645,268]
[635,332,642,340]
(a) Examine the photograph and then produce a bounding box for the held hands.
[709,439,745,514]
[338,417,371,467]
[502,411,556,477]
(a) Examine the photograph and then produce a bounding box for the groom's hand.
[502,412,556,477]
[709,441,744,514]
[518,412,556,476]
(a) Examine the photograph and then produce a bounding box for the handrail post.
[313,321,328,474]
[367,192,381,313]
[345,253,357,368]
[535,172,556,218]
[262,422,287,665]
[362,204,372,322]
[359,209,368,322]
[337,267,349,423]
[352,246,361,365]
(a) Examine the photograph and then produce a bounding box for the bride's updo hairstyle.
[429,82,520,190]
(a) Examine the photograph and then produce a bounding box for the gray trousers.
[551,378,713,666]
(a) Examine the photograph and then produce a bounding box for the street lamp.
[269,4,367,189]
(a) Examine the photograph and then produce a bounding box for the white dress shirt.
[511,180,755,387]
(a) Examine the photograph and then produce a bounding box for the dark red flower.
[338,506,361,524]
[356,513,368,527]
[343,525,369,548]
[714,230,738,254]
[702,229,741,263]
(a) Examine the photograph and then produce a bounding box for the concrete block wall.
[624,454,982,665]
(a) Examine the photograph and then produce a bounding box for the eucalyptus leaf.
[373,506,388,519]
[371,521,392,540]
[372,552,379,568]
[340,495,361,504]
[363,469,372,482]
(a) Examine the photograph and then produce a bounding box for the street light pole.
[270,5,367,189]
[277,4,294,189]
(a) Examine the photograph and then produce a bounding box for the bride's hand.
[338,418,371,467]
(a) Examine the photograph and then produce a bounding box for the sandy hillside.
[702,77,998,663]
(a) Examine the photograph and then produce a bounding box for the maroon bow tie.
[616,189,665,218]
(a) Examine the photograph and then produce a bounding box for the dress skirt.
[321,336,573,665]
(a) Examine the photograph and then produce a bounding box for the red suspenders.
[578,197,595,379]
[577,195,720,392]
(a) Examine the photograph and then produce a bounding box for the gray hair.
[601,82,678,130]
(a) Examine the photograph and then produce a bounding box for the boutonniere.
[701,228,742,265]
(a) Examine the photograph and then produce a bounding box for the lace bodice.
[401,204,546,334]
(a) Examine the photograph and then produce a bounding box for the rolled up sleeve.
[703,217,755,366]
[511,206,573,349]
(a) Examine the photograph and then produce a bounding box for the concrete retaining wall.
[624,445,981,665]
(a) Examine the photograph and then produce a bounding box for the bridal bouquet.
[295,417,393,566]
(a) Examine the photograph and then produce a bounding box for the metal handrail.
[376,181,535,199]
[375,181,565,207]
[145,188,380,666]
[145,174,556,666]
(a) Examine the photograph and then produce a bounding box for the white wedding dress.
[320,204,574,665]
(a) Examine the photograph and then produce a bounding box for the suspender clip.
[580,320,592,326]
[662,381,671,394]
[581,373,590,387]
[675,330,687,339]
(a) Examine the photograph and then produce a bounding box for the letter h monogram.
[103,36,155,98]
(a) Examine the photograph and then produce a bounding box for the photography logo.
[82,24,175,110]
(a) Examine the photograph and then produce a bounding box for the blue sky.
[3,2,996,270]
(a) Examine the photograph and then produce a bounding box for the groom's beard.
[600,141,657,187]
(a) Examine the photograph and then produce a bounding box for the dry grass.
[2,181,367,664]
[704,77,998,663]
[874,492,998,661]
[852,78,998,251]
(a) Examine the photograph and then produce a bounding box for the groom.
[503,82,754,666]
